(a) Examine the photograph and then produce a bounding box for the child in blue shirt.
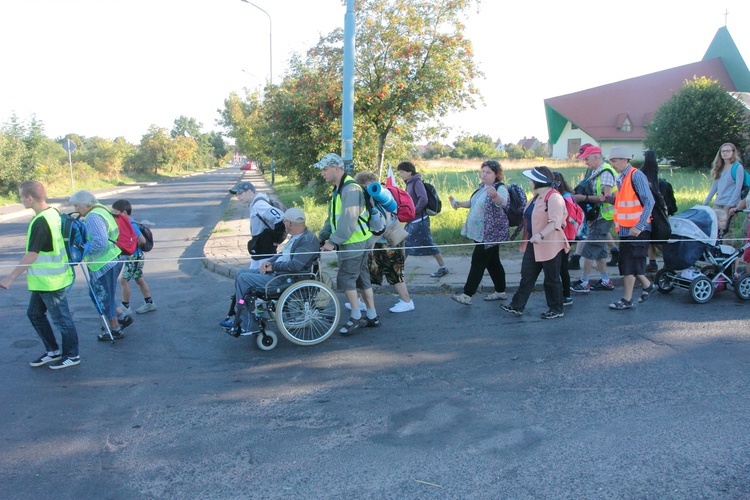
[112,200,156,314]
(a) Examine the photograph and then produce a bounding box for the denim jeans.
[510,246,564,314]
[89,262,123,320]
[27,288,79,358]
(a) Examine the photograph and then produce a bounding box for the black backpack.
[503,183,527,227]
[423,182,442,216]
[135,222,154,252]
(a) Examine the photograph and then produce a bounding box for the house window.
[571,123,579,130]
[567,139,581,158]
[620,117,632,132]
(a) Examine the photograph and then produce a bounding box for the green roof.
[703,26,750,92]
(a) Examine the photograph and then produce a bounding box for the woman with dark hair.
[640,150,677,271]
[552,171,574,306]
[448,160,509,305]
[502,166,569,319]
[397,161,448,277]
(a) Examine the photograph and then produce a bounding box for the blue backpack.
[730,162,750,199]
[60,212,89,264]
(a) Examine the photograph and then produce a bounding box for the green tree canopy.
[450,134,497,159]
[645,76,750,168]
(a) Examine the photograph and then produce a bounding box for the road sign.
[62,138,76,152]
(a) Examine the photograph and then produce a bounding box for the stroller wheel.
[655,269,675,293]
[734,273,750,301]
[690,276,714,304]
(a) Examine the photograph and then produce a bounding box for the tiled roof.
[544,58,736,141]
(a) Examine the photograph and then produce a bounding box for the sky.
[1,0,749,146]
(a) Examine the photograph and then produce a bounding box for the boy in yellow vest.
[0,181,81,369]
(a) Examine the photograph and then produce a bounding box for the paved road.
[1,170,749,498]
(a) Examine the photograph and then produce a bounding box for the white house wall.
[551,123,595,159]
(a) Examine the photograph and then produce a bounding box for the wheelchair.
[226,259,341,351]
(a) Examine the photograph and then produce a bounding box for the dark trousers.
[560,250,571,297]
[27,289,79,358]
[463,243,506,296]
[510,246,564,313]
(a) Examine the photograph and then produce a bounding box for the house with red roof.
[544,27,750,160]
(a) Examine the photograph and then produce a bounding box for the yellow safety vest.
[85,206,121,271]
[596,163,617,221]
[328,176,372,245]
[26,208,74,292]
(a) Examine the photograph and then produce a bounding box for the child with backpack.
[112,200,157,314]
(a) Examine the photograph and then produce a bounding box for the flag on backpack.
[111,213,138,255]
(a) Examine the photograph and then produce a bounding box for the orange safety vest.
[613,167,643,228]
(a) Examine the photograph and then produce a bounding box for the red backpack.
[111,214,138,255]
[385,185,416,222]
[544,189,583,241]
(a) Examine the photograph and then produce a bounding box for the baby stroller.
[656,205,750,303]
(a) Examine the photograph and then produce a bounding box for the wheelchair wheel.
[734,273,750,300]
[690,276,714,304]
[655,269,675,294]
[276,280,340,346]
[256,329,278,351]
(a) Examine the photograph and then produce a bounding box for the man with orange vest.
[606,146,656,310]
[0,181,81,369]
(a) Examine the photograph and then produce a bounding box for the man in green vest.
[571,145,618,294]
[0,181,81,369]
[317,153,381,335]
[69,190,131,341]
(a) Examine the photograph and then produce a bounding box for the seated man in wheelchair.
[227,207,320,336]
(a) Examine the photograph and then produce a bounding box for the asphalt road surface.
[1,169,749,498]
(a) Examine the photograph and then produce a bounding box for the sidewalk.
[202,169,643,295]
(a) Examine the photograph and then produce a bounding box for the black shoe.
[607,249,619,267]
[645,262,658,273]
[568,254,581,270]
[119,315,134,330]
[30,352,61,367]
[501,304,523,316]
[49,356,81,370]
[364,316,381,328]
[339,318,367,336]
[541,310,564,319]
[98,329,125,341]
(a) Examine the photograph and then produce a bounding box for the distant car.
[240,161,256,171]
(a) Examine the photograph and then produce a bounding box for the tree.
[450,134,497,159]
[171,116,203,139]
[324,0,480,172]
[645,77,750,168]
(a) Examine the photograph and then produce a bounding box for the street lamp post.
[240,0,272,85]
[240,0,274,182]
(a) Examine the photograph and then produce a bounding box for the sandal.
[451,293,472,305]
[609,298,634,310]
[339,318,366,336]
[638,284,656,303]
[484,291,508,301]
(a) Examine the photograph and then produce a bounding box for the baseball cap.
[283,207,306,223]
[229,181,255,194]
[314,153,344,169]
[576,144,602,159]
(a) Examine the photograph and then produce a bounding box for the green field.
[273,159,721,255]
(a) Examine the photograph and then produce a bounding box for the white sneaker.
[135,302,157,314]
[389,300,415,313]
[344,298,367,311]
[120,305,133,316]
